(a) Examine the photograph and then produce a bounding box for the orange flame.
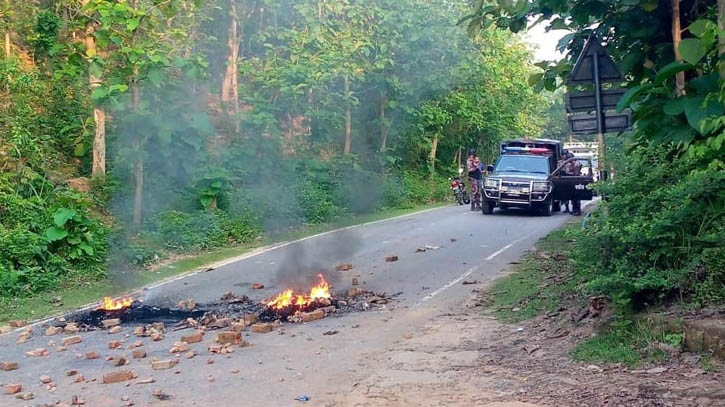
[100,296,133,311]
[266,274,331,310]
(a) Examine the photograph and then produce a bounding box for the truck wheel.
[540,200,553,217]
[552,201,561,212]
[481,200,494,215]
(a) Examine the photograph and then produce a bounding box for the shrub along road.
[0,204,591,406]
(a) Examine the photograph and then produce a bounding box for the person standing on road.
[467,152,482,210]
[564,154,583,216]
[557,151,571,213]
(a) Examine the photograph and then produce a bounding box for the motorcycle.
[450,169,470,205]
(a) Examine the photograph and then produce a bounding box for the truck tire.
[540,199,553,217]
[552,201,561,212]
[481,199,495,215]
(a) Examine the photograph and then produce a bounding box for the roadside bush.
[572,145,725,310]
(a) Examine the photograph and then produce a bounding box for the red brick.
[352,277,359,285]
[39,375,51,384]
[45,326,63,336]
[9,320,27,328]
[64,323,80,334]
[336,263,353,271]
[62,335,83,346]
[0,325,10,334]
[180,331,203,344]
[4,383,22,394]
[132,349,146,359]
[231,323,246,333]
[25,348,49,357]
[101,318,121,328]
[169,341,189,353]
[86,351,100,359]
[108,326,122,334]
[251,282,265,289]
[299,308,325,323]
[102,370,135,384]
[1,361,18,371]
[108,340,122,349]
[16,332,30,344]
[251,323,273,333]
[216,331,241,345]
[385,256,399,262]
[112,355,127,366]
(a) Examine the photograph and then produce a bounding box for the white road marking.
[415,234,531,306]
[3,205,450,334]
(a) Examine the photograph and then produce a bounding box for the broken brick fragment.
[16,392,34,400]
[169,342,190,353]
[251,323,273,333]
[17,332,30,344]
[40,375,52,383]
[109,326,122,334]
[352,277,359,286]
[1,361,18,371]
[151,359,177,370]
[299,308,325,323]
[132,349,147,359]
[9,320,27,328]
[231,322,246,333]
[336,263,353,271]
[180,331,203,344]
[216,331,242,345]
[112,355,128,366]
[185,299,196,310]
[102,370,135,384]
[101,318,121,328]
[45,326,63,336]
[4,383,22,394]
[385,256,399,262]
[86,351,100,359]
[62,335,83,346]
[26,348,49,357]
[109,340,122,349]
[251,282,264,289]
[0,325,11,334]
[64,323,80,334]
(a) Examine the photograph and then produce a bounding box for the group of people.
[464,149,584,216]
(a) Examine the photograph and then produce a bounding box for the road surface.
[0,204,581,407]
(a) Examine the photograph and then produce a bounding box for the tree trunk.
[380,91,390,151]
[221,0,239,127]
[672,0,686,96]
[85,25,106,177]
[719,0,725,79]
[4,0,10,93]
[132,77,143,226]
[429,133,439,174]
[344,74,352,154]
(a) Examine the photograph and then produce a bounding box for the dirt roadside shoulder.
[325,228,724,407]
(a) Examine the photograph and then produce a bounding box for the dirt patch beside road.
[327,292,723,407]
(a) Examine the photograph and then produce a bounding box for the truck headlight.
[484,178,499,188]
[532,182,550,192]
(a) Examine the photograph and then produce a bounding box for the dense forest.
[0,1,550,301]
[466,0,725,309]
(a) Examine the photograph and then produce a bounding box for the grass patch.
[487,226,580,323]
[0,203,445,324]
[571,319,685,367]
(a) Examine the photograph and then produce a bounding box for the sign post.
[566,34,630,181]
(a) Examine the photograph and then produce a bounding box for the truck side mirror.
[486,165,494,172]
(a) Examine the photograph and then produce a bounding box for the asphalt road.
[0,204,584,407]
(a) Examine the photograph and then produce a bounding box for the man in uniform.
[564,153,583,216]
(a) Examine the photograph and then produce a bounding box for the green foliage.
[571,145,725,310]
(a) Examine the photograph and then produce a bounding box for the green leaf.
[527,72,544,87]
[688,19,710,38]
[200,195,213,208]
[683,95,724,134]
[654,61,694,85]
[663,99,684,116]
[45,226,68,242]
[616,83,654,112]
[53,208,77,227]
[79,243,94,256]
[126,18,140,31]
[74,142,88,157]
[91,88,107,101]
[679,38,707,64]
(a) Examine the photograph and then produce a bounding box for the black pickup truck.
[481,139,594,216]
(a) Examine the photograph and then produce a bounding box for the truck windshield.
[495,155,549,174]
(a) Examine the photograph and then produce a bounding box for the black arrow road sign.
[567,38,623,85]
[566,89,626,113]
[568,110,632,135]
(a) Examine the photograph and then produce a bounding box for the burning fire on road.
[100,296,134,311]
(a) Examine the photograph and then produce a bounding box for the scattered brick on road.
[40,375,52,384]
[17,332,30,344]
[180,331,203,344]
[62,335,83,346]
[109,340,122,349]
[151,359,177,370]
[352,277,359,285]
[336,263,353,271]
[217,331,242,345]
[251,282,265,289]
[4,383,22,394]
[109,326,122,334]
[0,325,11,334]
[385,255,399,262]
[45,326,63,336]
[251,323,273,333]
[16,392,34,400]
[102,319,121,328]
[132,349,146,359]
[170,342,190,353]
[86,351,100,359]
[1,361,18,371]
[64,323,80,334]
[102,370,135,384]
[26,348,49,357]
[9,320,27,328]
[299,309,325,323]
[231,322,246,333]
